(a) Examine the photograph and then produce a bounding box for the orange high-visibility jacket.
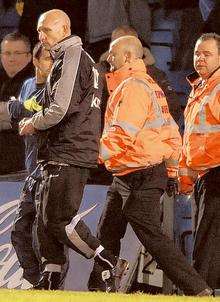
[100,59,182,177]
[179,69,220,194]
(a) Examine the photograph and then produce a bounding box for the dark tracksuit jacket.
[30,35,103,265]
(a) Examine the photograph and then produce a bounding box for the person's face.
[107,42,126,72]
[33,48,53,77]
[37,14,67,50]
[0,40,31,77]
[194,39,220,79]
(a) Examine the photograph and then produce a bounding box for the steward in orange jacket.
[179,44,220,194]
[179,33,220,290]
[100,59,181,178]
[88,36,211,296]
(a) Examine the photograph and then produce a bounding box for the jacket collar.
[187,66,220,89]
[106,59,147,93]
[0,62,34,81]
[50,35,82,60]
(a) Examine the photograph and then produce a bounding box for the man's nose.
[107,53,113,63]
[39,32,46,42]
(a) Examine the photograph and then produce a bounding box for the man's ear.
[63,24,70,36]
[125,51,132,63]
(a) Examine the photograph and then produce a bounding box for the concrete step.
[152,8,176,31]
[151,29,173,46]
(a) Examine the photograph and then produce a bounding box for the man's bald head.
[37,9,71,50]
[108,36,143,71]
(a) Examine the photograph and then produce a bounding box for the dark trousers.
[96,163,208,295]
[35,163,100,265]
[11,165,69,286]
[11,166,41,284]
[193,166,220,289]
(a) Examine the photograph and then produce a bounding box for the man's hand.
[166,178,178,197]
[19,118,36,135]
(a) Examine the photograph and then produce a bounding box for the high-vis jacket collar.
[105,59,147,94]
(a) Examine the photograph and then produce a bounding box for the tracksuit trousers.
[34,163,101,266]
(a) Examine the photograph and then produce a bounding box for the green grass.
[0,290,218,302]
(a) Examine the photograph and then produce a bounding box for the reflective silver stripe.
[114,120,140,136]
[100,144,111,161]
[44,264,61,273]
[186,84,220,134]
[179,168,198,178]
[109,77,168,131]
[165,158,179,166]
[187,123,220,133]
[65,204,98,258]
[109,77,134,124]
[65,204,97,229]
[66,228,95,258]
[32,45,82,130]
[134,78,169,129]
[126,162,144,168]
[144,118,163,129]
[144,117,174,129]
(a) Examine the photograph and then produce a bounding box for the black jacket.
[0,62,34,174]
[32,36,102,168]
[0,63,34,102]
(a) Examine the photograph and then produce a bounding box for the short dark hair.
[1,32,31,52]
[1,0,15,10]
[196,33,220,53]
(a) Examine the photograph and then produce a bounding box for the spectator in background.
[0,0,20,43]
[199,0,215,22]
[86,0,151,61]
[0,31,33,175]
[201,0,220,35]
[165,1,203,71]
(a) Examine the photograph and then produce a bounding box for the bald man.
[100,25,182,124]
[88,36,212,296]
[19,9,127,290]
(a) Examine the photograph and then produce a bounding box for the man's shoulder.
[79,49,95,67]
[123,76,151,91]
